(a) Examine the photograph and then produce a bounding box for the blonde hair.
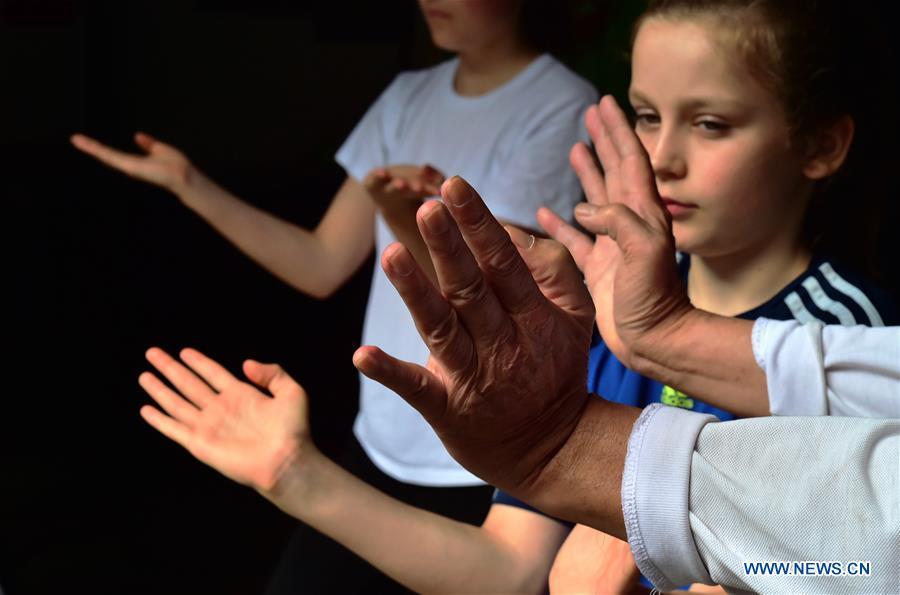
[633,0,893,275]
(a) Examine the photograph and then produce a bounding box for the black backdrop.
[3,2,425,594]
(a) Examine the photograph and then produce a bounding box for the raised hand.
[137,347,313,495]
[70,132,195,193]
[538,95,692,368]
[362,164,445,206]
[352,175,597,501]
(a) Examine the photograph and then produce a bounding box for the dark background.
[1,1,896,594]
[0,1,636,594]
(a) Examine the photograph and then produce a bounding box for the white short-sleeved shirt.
[336,54,597,485]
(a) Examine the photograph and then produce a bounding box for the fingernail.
[505,225,535,250]
[447,177,473,207]
[423,204,449,234]
[575,203,600,217]
[388,246,414,277]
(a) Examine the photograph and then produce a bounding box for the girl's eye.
[634,112,660,127]
[696,119,730,134]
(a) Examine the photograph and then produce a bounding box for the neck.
[454,39,539,96]
[687,234,812,317]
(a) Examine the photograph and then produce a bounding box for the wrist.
[628,300,697,377]
[171,164,205,204]
[257,440,326,519]
[524,397,638,541]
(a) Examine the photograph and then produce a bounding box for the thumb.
[537,207,593,271]
[243,360,305,400]
[574,203,657,255]
[353,346,447,424]
[134,131,158,152]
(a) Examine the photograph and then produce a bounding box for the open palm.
[138,347,311,493]
[71,132,193,192]
[539,97,687,366]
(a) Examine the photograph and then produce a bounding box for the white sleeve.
[753,318,900,418]
[622,404,717,590]
[334,74,406,183]
[623,404,900,594]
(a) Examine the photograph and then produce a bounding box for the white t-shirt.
[336,54,598,485]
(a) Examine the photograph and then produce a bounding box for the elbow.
[514,567,555,595]
[498,553,555,594]
[301,279,340,300]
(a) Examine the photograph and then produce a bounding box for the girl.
[72,1,596,592]
[538,1,897,592]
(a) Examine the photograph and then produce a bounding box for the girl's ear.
[802,115,855,180]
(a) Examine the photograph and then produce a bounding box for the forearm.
[265,453,545,594]
[175,173,356,298]
[631,310,769,417]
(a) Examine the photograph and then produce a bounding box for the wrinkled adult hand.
[362,164,445,206]
[137,347,313,496]
[538,95,693,369]
[352,175,595,497]
[71,132,195,193]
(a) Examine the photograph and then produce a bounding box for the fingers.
[537,207,593,271]
[352,346,447,423]
[436,177,547,319]
[586,102,623,206]
[569,142,608,205]
[139,405,193,448]
[421,164,445,194]
[145,347,216,409]
[598,95,650,164]
[363,168,391,191]
[70,134,143,175]
[506,225,594,323]
[242,360,304,400]
[415,197,519,349]
[596,96,659,218]
[138,372,200,427]
[381,242,477,372]
[179,348,239,392]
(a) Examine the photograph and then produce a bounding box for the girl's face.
[418,0,522,53]
[630,17,812,258]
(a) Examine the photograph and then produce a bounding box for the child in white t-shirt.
[73,1,596,592]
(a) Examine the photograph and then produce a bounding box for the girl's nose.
[650,131,687,180]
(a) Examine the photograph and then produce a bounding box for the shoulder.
[385,59,455,97]
[501,56,596,140]
[747,257,899,326]
[367,59,455,113]
[528,54,598,104]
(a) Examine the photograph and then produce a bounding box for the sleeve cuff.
[753,318,827,416]
[622,403,717,590]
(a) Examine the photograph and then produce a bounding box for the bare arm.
[138,347,568,594]
[180,172,375,298]
[71,133,375,298]
[276,456,569,594]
